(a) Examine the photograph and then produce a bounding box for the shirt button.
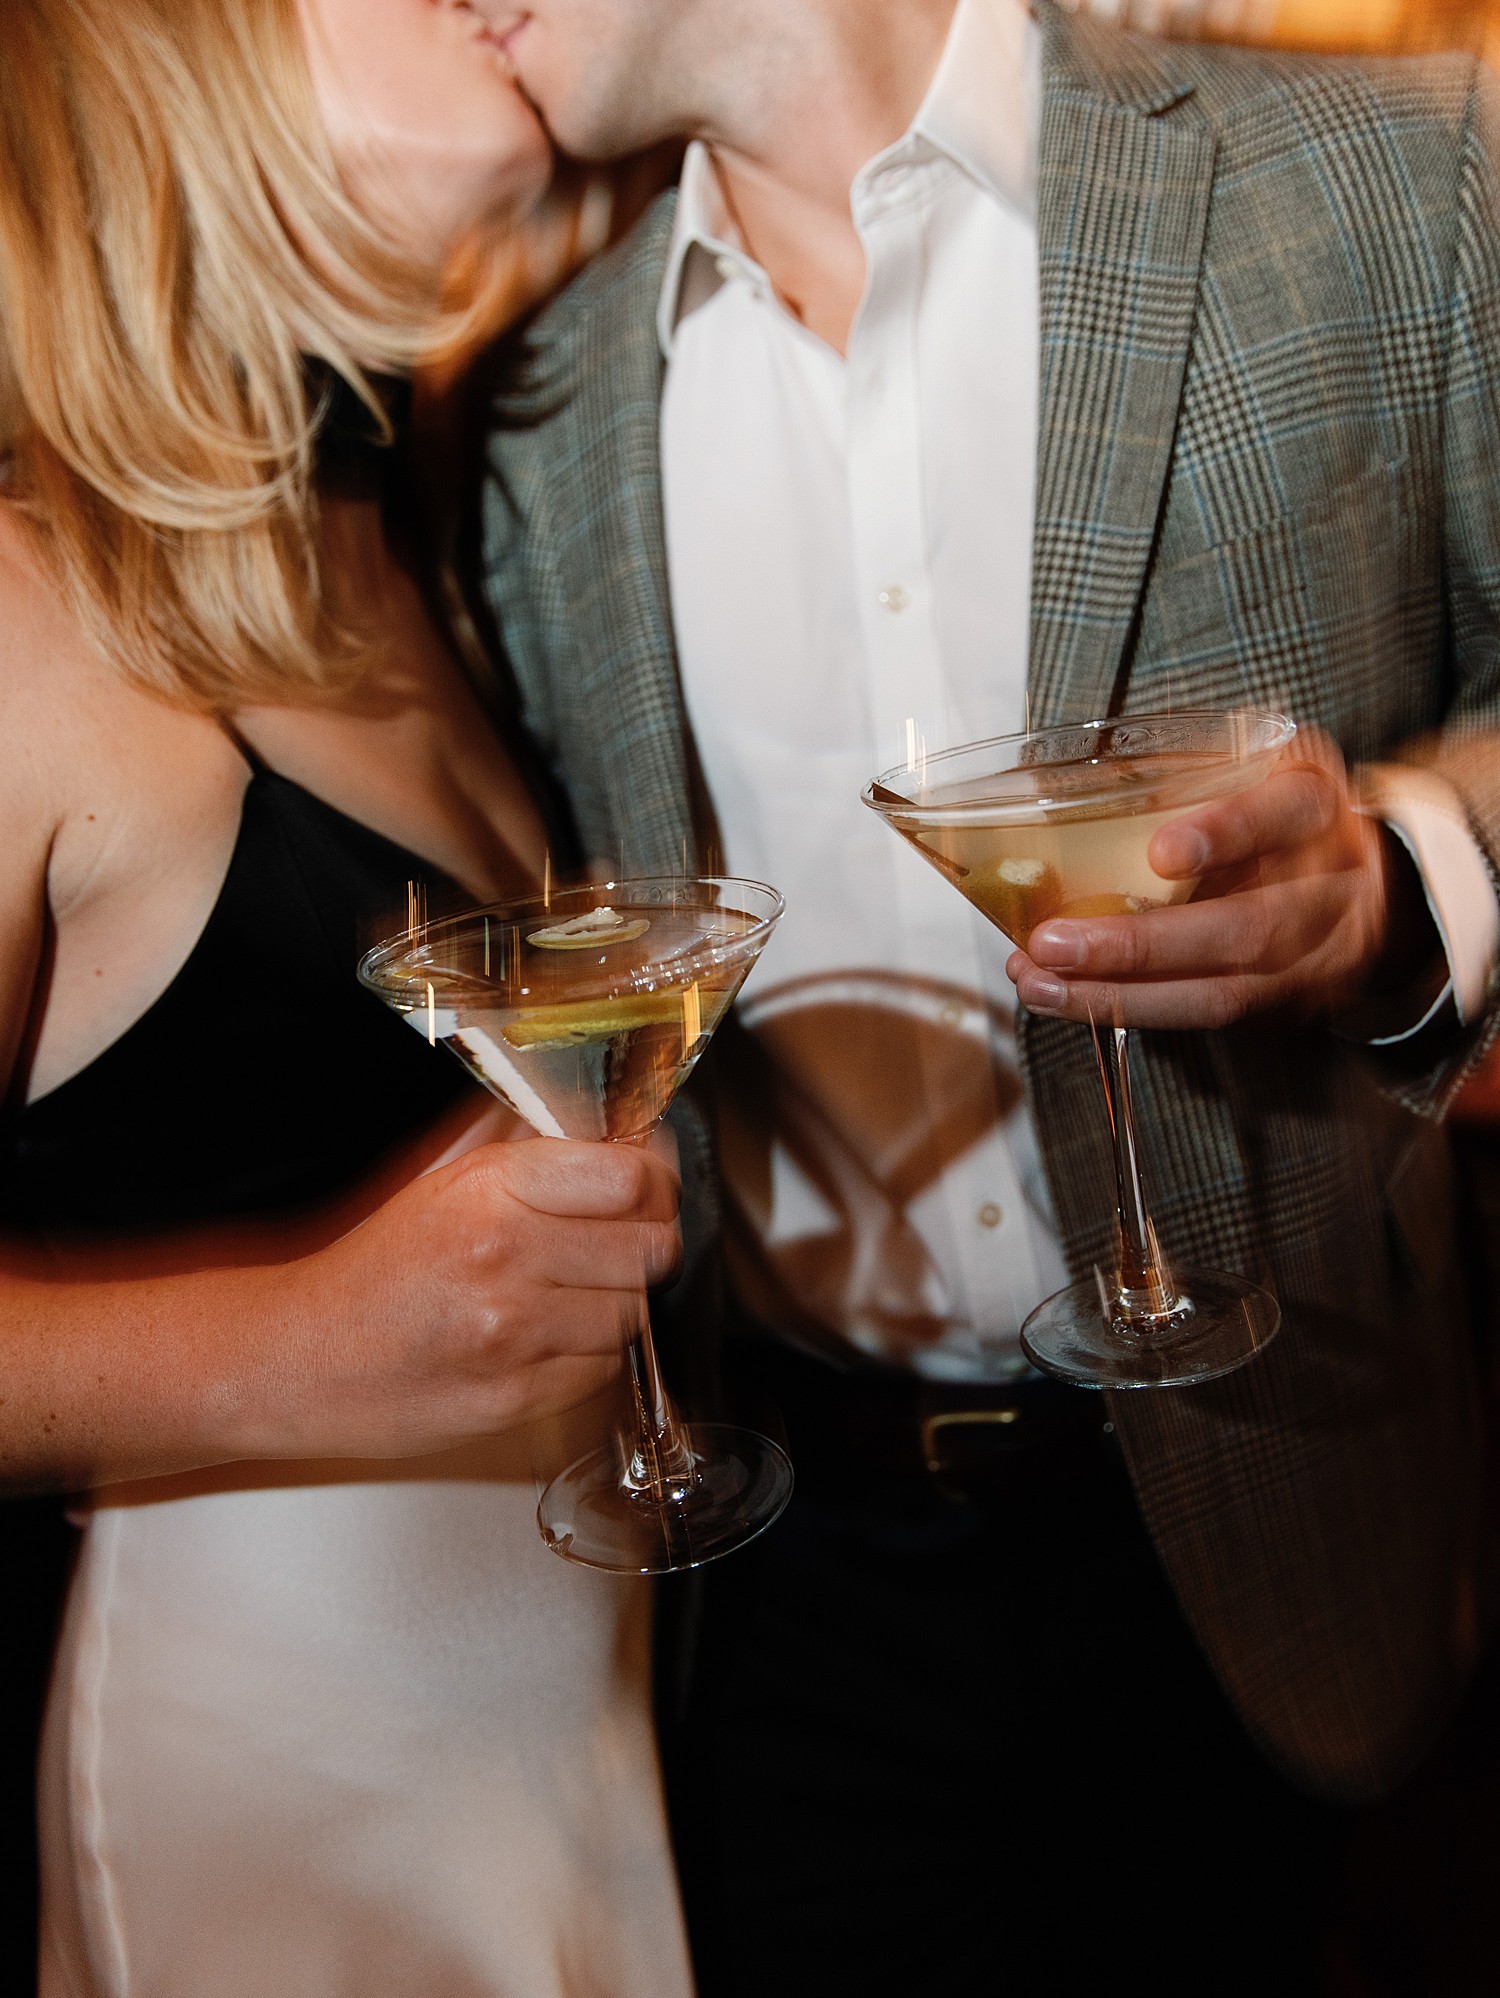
[977,1202,1003,1230]
[877,584,912,614]
[713,253,744,283]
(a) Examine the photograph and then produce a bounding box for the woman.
[0,1,693,1991]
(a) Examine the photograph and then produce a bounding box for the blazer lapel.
[1028,5,1216,727]
[496,197,701,879]
[1019,13,1253,1314]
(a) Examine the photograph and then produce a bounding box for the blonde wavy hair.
[0,0,579,709]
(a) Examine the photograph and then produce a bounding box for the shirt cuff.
[1353,763,1500,1043]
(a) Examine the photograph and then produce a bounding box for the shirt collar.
[656,144,743,358]
[657,0,1039,356]
[911,0,1038,218]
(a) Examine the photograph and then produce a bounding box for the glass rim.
[358,874,786,995]
[863,707,1297,822]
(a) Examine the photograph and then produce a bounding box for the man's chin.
[512,88,649,166]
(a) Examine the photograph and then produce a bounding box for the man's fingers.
[1008,960,1281,1030]
[1025,875,1351,982]
[1148,763,1339,879]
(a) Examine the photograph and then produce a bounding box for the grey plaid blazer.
[482,2,1500,1802]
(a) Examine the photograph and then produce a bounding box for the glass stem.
[1096,1024,1180,1330]
[621,1314,699,1505]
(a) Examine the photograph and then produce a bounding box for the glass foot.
[537,1423,794,1575]
[1020,1269,1281,1389]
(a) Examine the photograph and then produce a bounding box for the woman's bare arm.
[0,1139,679,1492]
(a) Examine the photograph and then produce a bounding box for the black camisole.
[1,769,473,1234]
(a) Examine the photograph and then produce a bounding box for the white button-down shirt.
[658,0,1497,1379]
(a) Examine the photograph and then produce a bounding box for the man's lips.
[471,5,531,64]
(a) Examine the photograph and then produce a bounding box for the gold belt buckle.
[920,1405,1023,1487]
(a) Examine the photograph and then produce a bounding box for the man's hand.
[1007,729,1440,1031]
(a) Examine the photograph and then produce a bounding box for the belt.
[730,1329,1125,1509]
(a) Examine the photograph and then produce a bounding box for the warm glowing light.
[682,980,702,1058]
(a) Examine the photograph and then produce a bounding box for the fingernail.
[1030,927,1084,968]
[1164,828,1209,874]
[1025,976,1068,1012]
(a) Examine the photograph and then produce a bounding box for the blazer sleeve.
[1379,60,1500,1117]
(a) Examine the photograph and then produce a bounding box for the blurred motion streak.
[1067,0,1499,63]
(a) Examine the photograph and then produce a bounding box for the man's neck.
[698,0,960,354]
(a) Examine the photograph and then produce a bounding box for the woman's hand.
[251,1137,682,1461]
[1,1136,681,1490]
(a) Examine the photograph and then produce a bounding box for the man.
[475,0,1500,1987]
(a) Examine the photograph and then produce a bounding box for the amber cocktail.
[864,710,1295,1388]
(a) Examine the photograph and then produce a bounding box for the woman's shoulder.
[0,505,98,701]
[0,506,240,913]
[0,507,77,817]
[0,506,188,797]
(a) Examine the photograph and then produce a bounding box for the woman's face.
[300,0,552,263]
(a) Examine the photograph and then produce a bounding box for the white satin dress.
[38,1434,694,1998]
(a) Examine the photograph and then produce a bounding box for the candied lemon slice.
[526,908,651,950]
[500,988,714,1050]
[969,857,1064,947]
[1057,894,1158,919]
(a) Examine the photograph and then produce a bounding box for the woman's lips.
[471,6,531,65]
